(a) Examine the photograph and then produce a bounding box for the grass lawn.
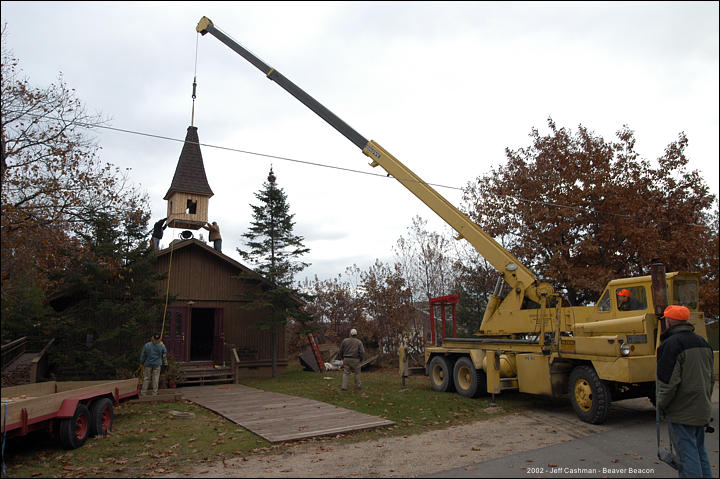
[2,363,549,478]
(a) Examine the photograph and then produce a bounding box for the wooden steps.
[127,390,183,404]
[177,362,233,386]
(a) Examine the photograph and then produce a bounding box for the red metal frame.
[2,389,139,438]
[429,294,460,345]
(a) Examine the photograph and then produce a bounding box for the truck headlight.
[620,342,632,356]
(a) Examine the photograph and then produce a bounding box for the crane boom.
[196,16,549,304]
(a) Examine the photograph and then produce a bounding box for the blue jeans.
[670,422,712,478]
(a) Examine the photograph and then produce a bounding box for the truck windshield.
[673,279,698,310]
[597,291,610,312]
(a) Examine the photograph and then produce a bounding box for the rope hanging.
[159,240,175,341]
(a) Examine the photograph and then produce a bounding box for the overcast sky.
[2,1,718,285]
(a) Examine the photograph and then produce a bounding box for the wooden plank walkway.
[179,384,394,443]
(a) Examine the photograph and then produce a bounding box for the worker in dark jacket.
[339,328,365,391]
[151,217,167,252]
[656,305,715,478]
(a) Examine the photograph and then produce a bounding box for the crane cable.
[191,32,199,127]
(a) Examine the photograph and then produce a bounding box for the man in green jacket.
[656,305,715,478]
[339,328,365,391]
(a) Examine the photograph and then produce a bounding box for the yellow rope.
[160,240,175,341]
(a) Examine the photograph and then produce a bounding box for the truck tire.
[89,398,114,437]
[58,403,91,449]
[453,357,487,398]
[429,356,455,392]
[569,365,611,424]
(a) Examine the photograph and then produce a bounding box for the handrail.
[1,337,27,370]
[30,338,56,383]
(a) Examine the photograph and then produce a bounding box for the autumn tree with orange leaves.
[2,30,164,377]
[463,118,718,321]
[2,30,145,303]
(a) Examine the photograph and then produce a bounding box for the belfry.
[163,126,213,230]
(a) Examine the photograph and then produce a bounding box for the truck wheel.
[89,398,114,437]
[429,356,455,392]
[569,365,611,424]
[58,403,91,449]
[453,357,487,398]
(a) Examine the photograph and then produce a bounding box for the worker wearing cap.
[140,333,167,396]
[656,305,714,478]
[339,328,365,391]
[617,288,642,311]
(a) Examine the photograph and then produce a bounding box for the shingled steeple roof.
[164,126,214,200]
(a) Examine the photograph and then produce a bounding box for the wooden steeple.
[164,126,214,230]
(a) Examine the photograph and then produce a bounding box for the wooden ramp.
[179,384,394,443]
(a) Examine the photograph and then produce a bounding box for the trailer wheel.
[89,398,114,437]
[429,356,455,392]
[453,357,487,398]
[58,403,91,449]
[569,365,611,424]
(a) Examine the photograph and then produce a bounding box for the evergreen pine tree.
[238,167,310,286]
[45,208,166,379]
[237,167,312,376]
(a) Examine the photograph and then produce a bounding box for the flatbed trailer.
[1,379,139,449]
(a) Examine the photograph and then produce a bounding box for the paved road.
[429,385,719,478]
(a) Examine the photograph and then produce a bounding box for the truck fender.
[484,351,501,394]
[469,350,486,370]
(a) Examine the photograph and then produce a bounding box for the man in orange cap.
[617,288,641,311]
[656,305,715,477]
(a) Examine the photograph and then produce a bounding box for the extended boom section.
[196,16,546,304]
[362,141,545,304]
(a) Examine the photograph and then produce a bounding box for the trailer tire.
[453,357,487,398]
[58,403,91,449]
[89,398,114,437]
[569,365,611,424]
[429,356,455,392]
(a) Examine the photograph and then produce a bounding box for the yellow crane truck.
[195,17,719,424]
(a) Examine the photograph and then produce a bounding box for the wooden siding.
[166,191,210,228]
[157,245,253,302]
[156,241,287,364]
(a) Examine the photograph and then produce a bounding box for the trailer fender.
[58,399,81,418]
[57,393,113,418]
